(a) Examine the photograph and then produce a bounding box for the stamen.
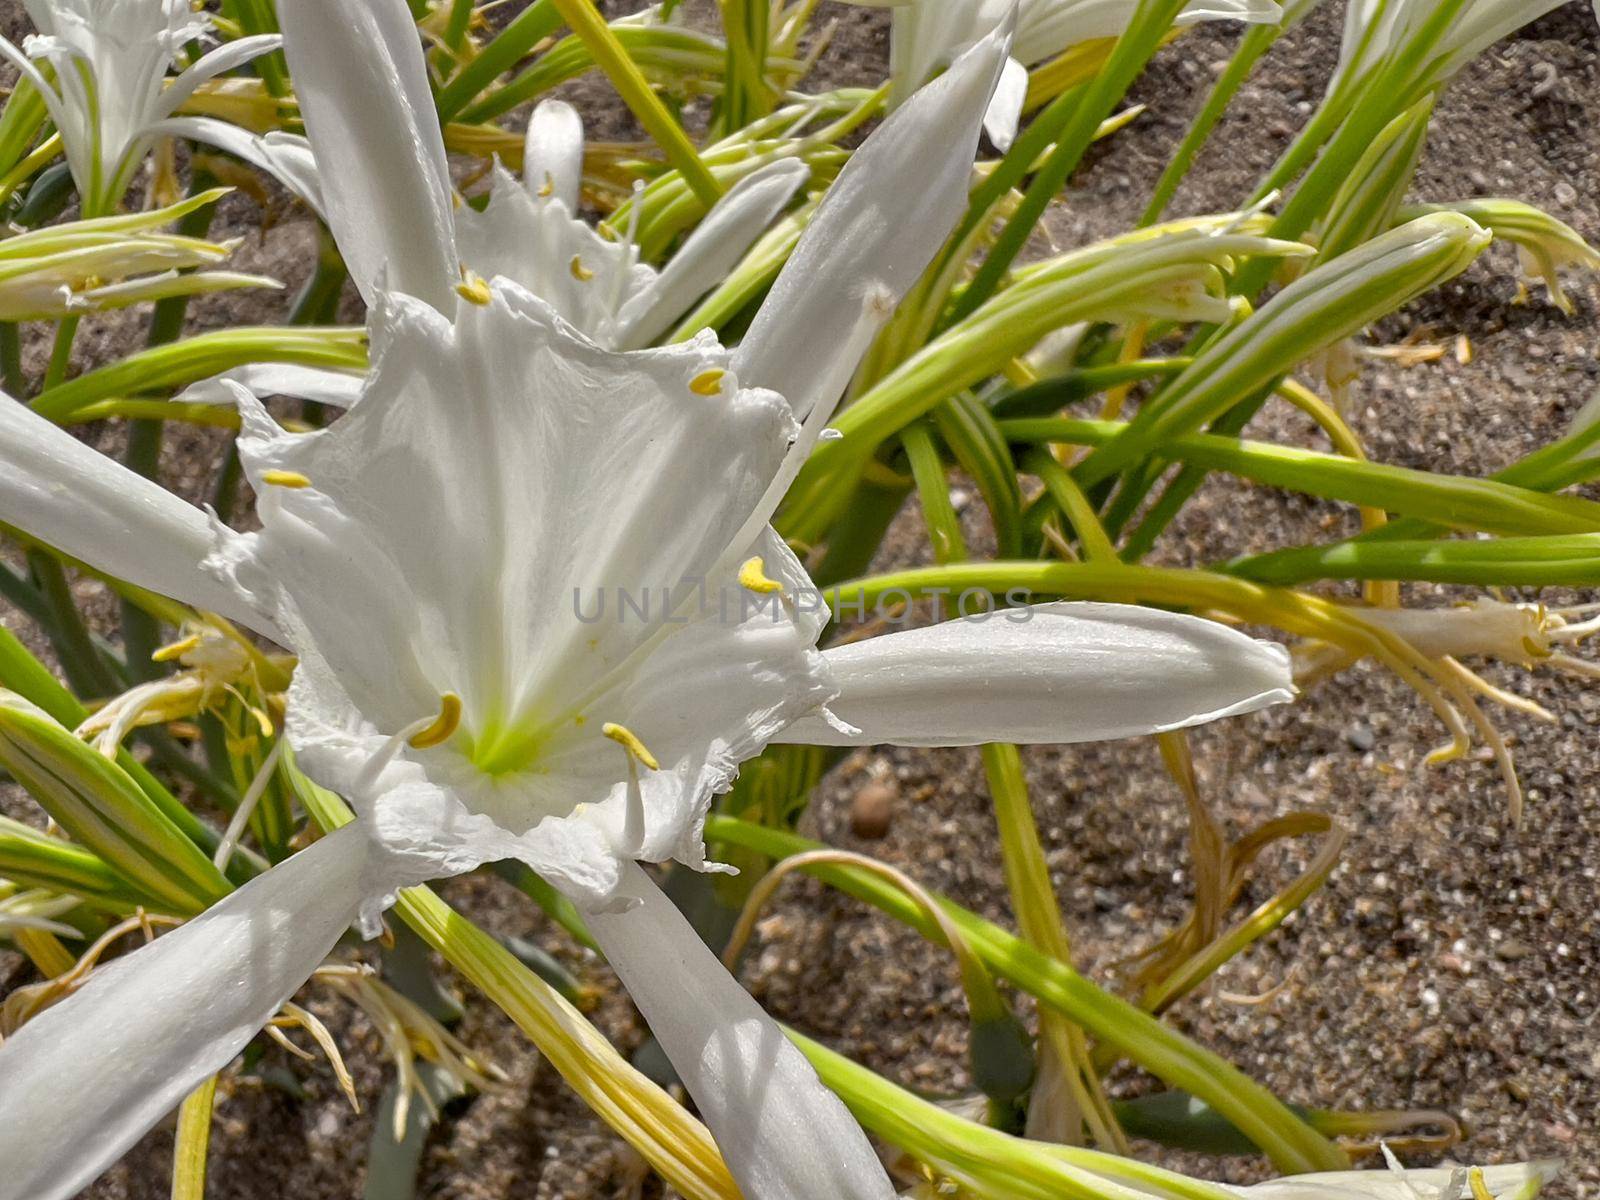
[619,754,645,857]
[260,469,311,489]
[569,255,594,282]
[408,692,462,749]
[537,172,555,199]
[353,711,439,797]
[689,368,726,396]
[456,272,493,306]
[151,633,201,663]
[738,556,784,595]
[601,721,658,770]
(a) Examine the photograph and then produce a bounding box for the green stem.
[170,1076,217,1200]
[435,0,561,121]
[25,548,120,699]
[41,315,79,391]
[1141,21,1281,226]
[0,322,24,396]
[952,0,1188,322]
[544,0,720,207]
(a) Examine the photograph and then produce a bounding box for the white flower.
[0,0,281,214]
[0,10,1297,1200]
[854,0,1283,151]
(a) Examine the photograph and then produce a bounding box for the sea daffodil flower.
[0,0,281,215]
[0,16,1297,1200]
[848,0,1282,150]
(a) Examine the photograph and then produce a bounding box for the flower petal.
[614,158,811,350]
[154,33,285,121]
[523,99,585,212]
[774,602,1294,747]
[277,0,456,309]
[732,21,1012,423]
[176,363,364,409]
[0,822,377,1200]
[982,55,1028,153]
[1015,0,1281,66]
[586,862,896,1200]
[453,165,654,343]
[152,117,326,219]
[0,393,274,635]
[1230,1160,1561,1200]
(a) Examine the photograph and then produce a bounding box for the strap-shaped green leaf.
[0,691,230,914]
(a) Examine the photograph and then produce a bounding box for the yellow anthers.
[1467,1170,1494,1200]
[408,692,462,750]
[602,721,659,770]
[260,469,311,489]
[738,556,784,595]
[537,173,555,199]
[569,254,594,282]
[151,633,201,663]
[689,368,726,396]
[456,272,492,306]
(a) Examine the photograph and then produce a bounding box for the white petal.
[732,20,1012,423]
[523,99,585,212]
[0,822,377,1200]
[982,55,1028,153]
[586,862,896,1200]
[154,33,284,121]
[774,602,1294,747]
[151,117,326,219]
[1174,0,1282,24]
[454,166,653,343]
[1231,1161,1560,1200]
[614,158,811,350]
[176,363,365,409]
[277,0,456,309]
[0,36,71,151]
[1015,0,1281,66]
[0,394,275,635]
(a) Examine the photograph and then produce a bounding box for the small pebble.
[1346,724,1376,752]
[850,781,897,840]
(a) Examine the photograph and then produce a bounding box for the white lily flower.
[0,17,1298,1200]
[0,0,281,215]
[854,0,1283,151]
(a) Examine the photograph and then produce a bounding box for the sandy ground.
[0,2,1597,1198]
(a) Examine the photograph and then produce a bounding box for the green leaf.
[0,692,231,914]
[30,326,366,422]
[0,814,147,912]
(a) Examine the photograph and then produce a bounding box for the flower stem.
[170,1076,218,1200]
